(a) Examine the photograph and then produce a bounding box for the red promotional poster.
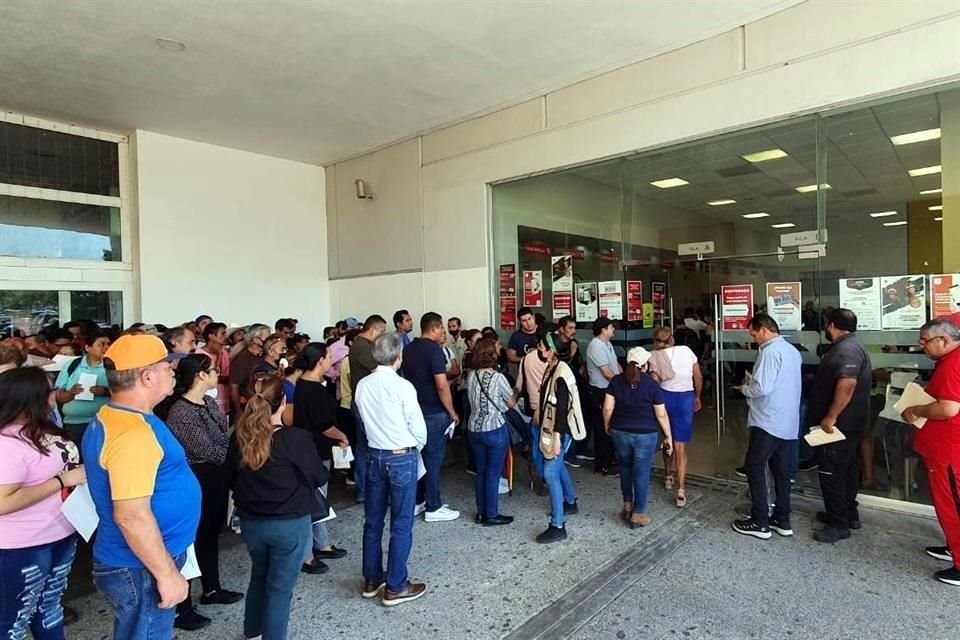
[498,264,516,297]
[652,282,666,323]
[931,274,960,318]
[721,284,754,330]
[626,281,643,321]
[500,296,517,330]
[552,293,572,319]
[523,271,543,307]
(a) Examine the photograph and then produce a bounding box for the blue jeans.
[610,430,659,513]
[416,413,451,511]
[468,426,509,518]
[351,402,368,501]
[363,448,418,592]
[240,516,311,640]
[542,435,576,528]
[0,535,76,640]
[93,551,187,640]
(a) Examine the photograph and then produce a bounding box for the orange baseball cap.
[104,334,186,371]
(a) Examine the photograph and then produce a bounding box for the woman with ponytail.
[227,375,327,640]
[293,342,350,574]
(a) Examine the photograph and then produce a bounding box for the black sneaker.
[575,453,595,461]
[564,458,582,468]
[926,546,953,562]
[301,559,330,574]
[475,513,486,525]
[813,526,851,544]
[563,500,579,515]
[174,608,211,631]
[815,511,861,530]
[199,589,244,605]
[482,515,514,526]
[935,567,960,586]
[769,518,794,537]
[314,545,348,560]
[798,459,818,472]
[536,524,567,544]
[734,466,747,478]
[732,518,771,539]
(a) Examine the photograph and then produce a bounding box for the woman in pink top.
[0,367,87,639]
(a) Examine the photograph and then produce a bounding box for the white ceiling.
[0,0,800,165]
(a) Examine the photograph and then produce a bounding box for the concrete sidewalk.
[64,465,958,640]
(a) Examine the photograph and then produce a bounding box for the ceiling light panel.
[741,212,770,219]
[869,211,898,218]
[650,178,689,189]
[742,149,788,163]
[890,128,941,146]
[919,188,942,195]
[935,217,943,221]
[883,221,908,227]
[771,223,796,228]
[795,183,831,193]
[707,199,736,206]
[929,205,943,211]
[908,165,942,177]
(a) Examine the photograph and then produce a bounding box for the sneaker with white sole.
[935,567,960,586]
[424,505,460,522]
[769,518,794,537]
[926,546,953,562]
[413,503,426,517]
[732,518,771,540]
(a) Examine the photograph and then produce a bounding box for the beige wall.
[326,0,960,324]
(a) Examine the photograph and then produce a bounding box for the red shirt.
[914,346,960,465]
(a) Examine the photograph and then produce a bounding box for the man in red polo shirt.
[903,318,960,586]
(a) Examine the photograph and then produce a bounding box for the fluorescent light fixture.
[795,183,831,193]
[869,211,898,218]
[890,128,941,146]
[883,221,908,227]
[741,212,770,219]
[920,188,943,195]
[650,177,689,189]
[742,149,788,163]
[707,199,737,206]
[935,217,943,221]
[908,165,942,177]
[929,205,943,211]
[770,223,796,229]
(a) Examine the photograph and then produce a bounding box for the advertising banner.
[765,282,801,331]
[552,293,572,320]
[523,270,542,307]
[575,283,598,322]
[642,303,654,328]
[721,284,753,330]
[880,275,926,330]
[626,281,643,322]
[652,282,667,325]
[498,264,516,297]
[551,255,573,293]
[931,274,960,319]
[838,277,881,331]
[499,296,517,331]
[598,281,623,320]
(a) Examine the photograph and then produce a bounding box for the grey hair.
[106,366,147,392]
[372,332,403,367]
[244,324,269,346]
[921,319,960,342]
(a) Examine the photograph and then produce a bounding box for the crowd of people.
[1,304,959,640]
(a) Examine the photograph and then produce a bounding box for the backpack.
[673,326,703,360]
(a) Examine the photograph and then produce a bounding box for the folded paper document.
[893,382,936,429]
[804,426,846,447]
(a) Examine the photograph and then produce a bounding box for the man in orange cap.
[82,335,204,637]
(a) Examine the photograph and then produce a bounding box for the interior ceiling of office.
[567,90,946,243]
[0,0,802,165]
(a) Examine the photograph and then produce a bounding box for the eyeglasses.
[918,336,944,346]
[205,367,220,375]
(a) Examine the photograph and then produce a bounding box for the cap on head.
[626,346,652,367]
[345,317,359,328]
[105,335,186,371]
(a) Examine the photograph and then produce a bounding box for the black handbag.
[477,372,530,448]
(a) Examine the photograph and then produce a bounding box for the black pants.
[589,386,615,472]
[177,462,229,614]
[744,427,791,527]
[817,431,861,530]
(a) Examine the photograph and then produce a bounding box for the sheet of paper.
[75,373,98,401]
[804,426,846,447]
[180,544,202,580]
[317,506,337,524]
[890,371,919,389]
[417,452,426,480]
[61,483,99,542]
[42,354,80,372]
[893,382,937,429]
[332,445,354,469]
[444,421,456,439]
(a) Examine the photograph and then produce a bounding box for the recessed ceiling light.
[890,128,941,145]
[707,199,737,206]
[869,211,898,218]
[771,223,796,229]
[795,183,831,193]
[920,188,943,195]
[155,38,186,52]
[929,205,943,211]
[935,217,943,221]
[742,149,788,163]
[883,221,909,227]
[908,165,942,177]
[741,212,770,219]
[650,178,689,189]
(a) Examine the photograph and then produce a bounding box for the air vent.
[716,165,761,178]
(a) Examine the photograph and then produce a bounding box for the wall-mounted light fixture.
[355,179,374,199]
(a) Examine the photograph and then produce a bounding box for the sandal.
[664,474,675,491]
[675,489,687,508]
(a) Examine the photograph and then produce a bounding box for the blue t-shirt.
[83,404,201,568]
[282,379,296,403]
[402,338,447,416]
[605,373,663,433]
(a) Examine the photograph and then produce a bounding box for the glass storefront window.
[0,290,123,337]
[0,195,122,261]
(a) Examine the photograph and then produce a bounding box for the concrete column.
[942,90,960,272]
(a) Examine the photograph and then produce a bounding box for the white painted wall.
[134,131,331,334]
[325,1,960,326]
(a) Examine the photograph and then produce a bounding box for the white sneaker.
[498,478,510,495]
[414,503,426,517]
[424,505,460,522]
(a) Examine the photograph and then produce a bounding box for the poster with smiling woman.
[880,275,927,330]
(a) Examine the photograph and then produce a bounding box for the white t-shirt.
[658,345,698,393]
